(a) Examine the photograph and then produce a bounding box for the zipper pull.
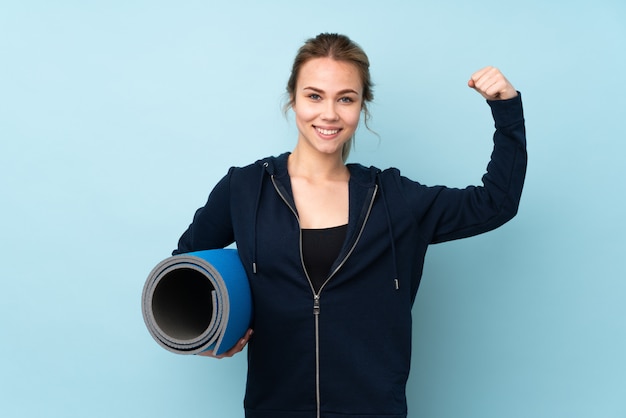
[313,295,320,315]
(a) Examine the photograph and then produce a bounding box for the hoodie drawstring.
[377,174,400,290]
[252,161,269,274]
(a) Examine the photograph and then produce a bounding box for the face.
[292,57,363,158]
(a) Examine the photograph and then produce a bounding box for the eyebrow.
[303,86,360,95]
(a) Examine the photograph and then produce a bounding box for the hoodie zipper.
[271,174,378,418]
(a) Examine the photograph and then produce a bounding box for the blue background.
[1,1,625,417]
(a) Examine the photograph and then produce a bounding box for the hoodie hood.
[250,152,398,290]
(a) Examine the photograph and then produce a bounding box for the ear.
[288,94,297,112]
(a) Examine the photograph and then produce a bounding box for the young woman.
[173,33,526,418]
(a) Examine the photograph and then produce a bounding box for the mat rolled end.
[142,249,252,356]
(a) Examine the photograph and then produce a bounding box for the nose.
[321,102,339,121]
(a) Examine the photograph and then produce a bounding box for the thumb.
[467,78,476,89]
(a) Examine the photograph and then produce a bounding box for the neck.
[288,146,348,180]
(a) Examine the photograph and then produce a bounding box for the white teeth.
[317,127,339,135]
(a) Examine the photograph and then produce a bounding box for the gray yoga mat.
[142,249,252,355]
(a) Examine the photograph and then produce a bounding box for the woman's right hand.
[198,328,254,359]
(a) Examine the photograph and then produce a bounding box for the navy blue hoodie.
[174,94,526,418]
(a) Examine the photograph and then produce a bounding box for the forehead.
[297,57,362,92]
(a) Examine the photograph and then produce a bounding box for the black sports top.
[301,224,348,293]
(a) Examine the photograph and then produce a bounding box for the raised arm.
[399,67,527,244]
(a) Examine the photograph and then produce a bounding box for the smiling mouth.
[315,127,341,135]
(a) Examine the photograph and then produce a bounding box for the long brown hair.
[285,33,374,162]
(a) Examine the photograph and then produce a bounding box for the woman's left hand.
[468,66,518,101]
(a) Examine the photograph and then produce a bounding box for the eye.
[308,93,322,101]
[339,97,354,104]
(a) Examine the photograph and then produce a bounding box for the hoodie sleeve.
[172,168,236,255]
[402,93,527,244]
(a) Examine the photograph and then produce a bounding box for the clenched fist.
[468,66,518,101]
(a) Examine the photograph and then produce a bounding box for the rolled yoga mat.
[142,249,252,356]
